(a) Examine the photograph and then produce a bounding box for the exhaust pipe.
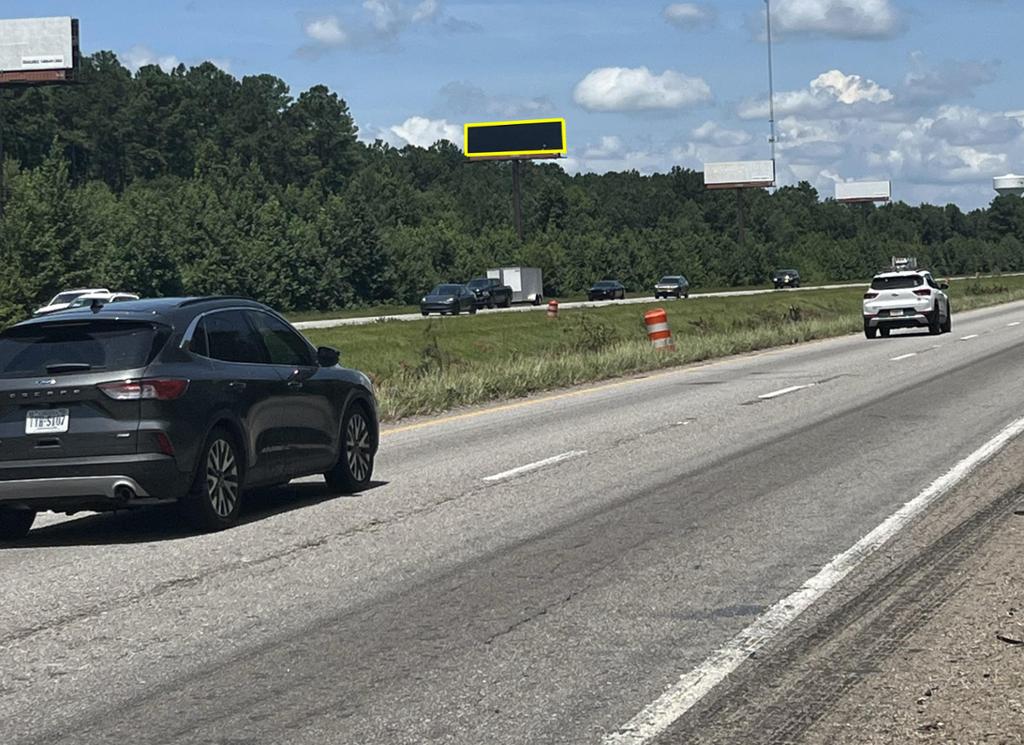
[114,484,136,502]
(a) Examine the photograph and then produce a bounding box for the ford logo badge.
[35,379,57,386]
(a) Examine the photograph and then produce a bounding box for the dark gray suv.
[0,297,379,539]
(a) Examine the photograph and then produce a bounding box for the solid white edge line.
[1008,322,1021,327]
[483,450,587,483]
[757,384,814,400]
[603,414,1024,745]
[890,353,917,361]
[960,334,980,340]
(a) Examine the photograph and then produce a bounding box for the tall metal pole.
[765,0,777,165]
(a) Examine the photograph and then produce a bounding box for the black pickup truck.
[466,277,513,309]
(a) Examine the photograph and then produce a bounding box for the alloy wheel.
[346,412,373,484]
[205,439,240,518]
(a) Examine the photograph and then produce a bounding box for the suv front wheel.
[325,404,375,493]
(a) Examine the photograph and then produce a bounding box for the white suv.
[863,270,951,339]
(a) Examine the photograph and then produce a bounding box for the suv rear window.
[871,275,923,290]
[0,321,166,378]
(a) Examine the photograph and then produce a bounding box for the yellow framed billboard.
[464,118,566,158]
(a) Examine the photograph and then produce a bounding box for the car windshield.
[774,270,797,276]
[595,281,618,288]
[466,279,490,288]
[659,277,680,284]
[50,291,89,306]
[0,320,167,378]
[871,275,923,290]
[66,296,106,309]
[432,285,462,294]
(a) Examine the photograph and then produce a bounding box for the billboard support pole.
[736,188,746,249]
[0,92,5,220]
[512,159,524,243]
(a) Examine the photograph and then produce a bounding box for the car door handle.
[228,381,247,392]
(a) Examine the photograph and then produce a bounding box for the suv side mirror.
[939,282,949,290]
[317,346,340,367]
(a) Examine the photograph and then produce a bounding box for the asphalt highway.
[4,301,1024,744]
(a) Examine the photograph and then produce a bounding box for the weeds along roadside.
[304,277,1024,422]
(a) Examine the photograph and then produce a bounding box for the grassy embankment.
[304,277,1024,422]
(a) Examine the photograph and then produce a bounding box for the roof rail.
[177,296,257,308]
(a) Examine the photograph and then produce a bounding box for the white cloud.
[412,0,440,23]
[663,3,716,29]
[437,81,555,119]
[573,67,712,112]
[691,121,753,147]
[388,116,462,148]
[122,45,181,73]
[304,16,348,45]
[739,69,893,119]
[927,106,1023,147]
[772,0,903,39]
[900,54,998,105]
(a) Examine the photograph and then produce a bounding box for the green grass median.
[304,276,1024,422]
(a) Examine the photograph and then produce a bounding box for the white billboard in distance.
[0,17,75,75]
[835,180,891,203]
[704,160,775,189]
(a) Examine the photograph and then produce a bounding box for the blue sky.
[5,0,1023,208]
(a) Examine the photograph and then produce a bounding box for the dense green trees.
[2,52,1024,326]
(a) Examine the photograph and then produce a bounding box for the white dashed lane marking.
[890,353,917,361]
[960,334,979,341]
[757,384,815,400]
[482,451,587,483]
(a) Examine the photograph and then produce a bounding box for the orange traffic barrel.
[547,299,559,318]
[644,308,675,351]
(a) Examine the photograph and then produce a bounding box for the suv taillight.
[99,378,189,400]
[913,289,931,297]
[864,292,878,299]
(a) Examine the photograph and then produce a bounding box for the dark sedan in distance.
[0,297,379,540]
[420,284,478,316]
[653,275,690,299]
[772,269,801,289]
[587,280,626,301]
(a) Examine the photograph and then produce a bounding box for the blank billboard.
[464,119,566,158]
[704,160,775,189]
[835,180,891,203]
[0,17,78,84]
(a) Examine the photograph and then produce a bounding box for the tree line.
[1,52,1023,325]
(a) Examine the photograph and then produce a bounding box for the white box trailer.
[486,267,544,305]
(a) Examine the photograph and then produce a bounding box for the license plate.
[26,409,69,435]
[889,309,904,317]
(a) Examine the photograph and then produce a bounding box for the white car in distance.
[33,288,111,316]
[863,270,951,339]
[63,292,141,310]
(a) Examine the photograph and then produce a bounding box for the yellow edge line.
[381,345,790,437]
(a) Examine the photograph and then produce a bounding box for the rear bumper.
[0,453,188,511]
[420,303,459,313]
[864,311,931,329]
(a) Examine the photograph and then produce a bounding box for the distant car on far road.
[588,280,626,301]
[653,275,690,299]
[420,284,478,316]
[33,288,110,316]
[863,269,951,338]
[466,277,513,309]
[772,270,801,289]
[63,292,141,310]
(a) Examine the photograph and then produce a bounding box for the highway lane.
[4,301,1024,744]
[292,273,1023,330]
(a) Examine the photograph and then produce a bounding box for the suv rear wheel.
[0,508,36,541]
[864,322,877,339]
[325,403,375,492]
[182,428,243,531]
